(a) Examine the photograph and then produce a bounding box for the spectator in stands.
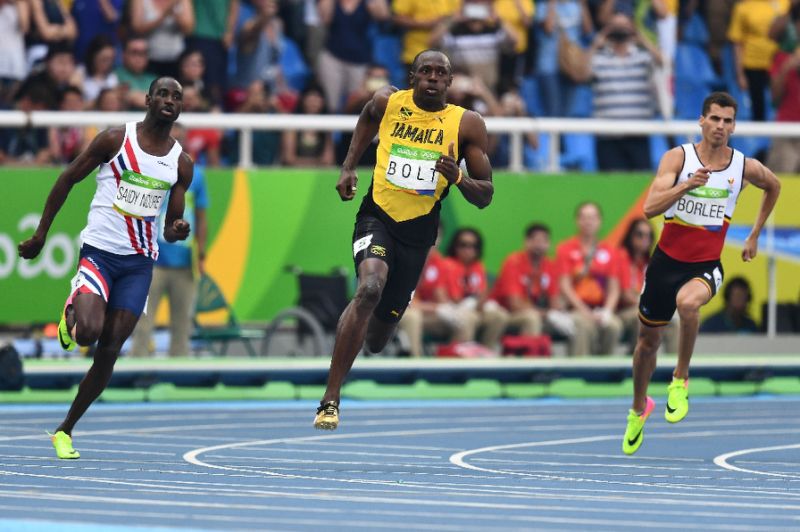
[495,0,535,92]
[281,84,335,167]
[223,79,281,165]
[316,0,389,112]
[46,85,88,163]
[728,0,788,122]
[398,226,478,358]
[769,0,800,51]
[441,228,508,352]
[177,49,215,108]
[115,37,156,110]
[767,38,800,173]
[95,86,122,111]
[580,12,660,171]
[71,0,124,63]
[616,217,678,353]
[188,0,239,107]
[490,86,539,168]
[703,0,736,73]
[491,223,567,345]
[0,79,54,164]
[556,201,623,356]
[75,35,118,104]
[447,71,502,116]
[128,0,195,77]
[533,0,593,117]
[392,0,460,73]
[235,0,295,103]
[337,62,390,165]
[27,0,77,67]
[131,122,209,357]
[700,277,759,333]
[0,0,29,109]
[22,44,78,106]
[182,82,222,166]
[429,0,518,93]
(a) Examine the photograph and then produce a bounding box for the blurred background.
[0,0,799,402]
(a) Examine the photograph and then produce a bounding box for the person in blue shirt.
[700,276,760,333]
[130,123,209,357]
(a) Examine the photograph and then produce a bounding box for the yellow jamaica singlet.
[358,89,466,247]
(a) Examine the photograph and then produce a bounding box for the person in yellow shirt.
[728,0,790,121]
[313,50,494,430]
[392,0,460,71]
[495,0,535,90]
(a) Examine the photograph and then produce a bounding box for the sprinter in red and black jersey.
[622,92,781,455]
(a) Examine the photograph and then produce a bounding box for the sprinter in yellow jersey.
[314,50,494,430]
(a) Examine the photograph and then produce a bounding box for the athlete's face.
[699,104,735,148]
[146,78,183,123]
[410,54,453,110]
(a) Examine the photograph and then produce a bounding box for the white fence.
[0,111,790,337]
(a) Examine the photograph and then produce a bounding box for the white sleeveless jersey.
[658,143,745,262]
[80,122,182,259]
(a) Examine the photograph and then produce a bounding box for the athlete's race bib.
[113,170,171,220]
[674,186,728,228]
[385,144,442,195]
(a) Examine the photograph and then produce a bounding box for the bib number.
[674,186,728,228]
[385,144,441,195]
[113,170,171,220]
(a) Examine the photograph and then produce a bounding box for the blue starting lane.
[0,397,799,531]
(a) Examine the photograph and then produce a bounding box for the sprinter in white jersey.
[18,77,193,459]
[622,92,781,455]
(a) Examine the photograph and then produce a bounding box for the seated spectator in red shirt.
[556,202,624,355]
[441,228,508,351]
[47,85,89,164]
[398,227,477,357]
[617,218,678,353]
[491,223,573,341]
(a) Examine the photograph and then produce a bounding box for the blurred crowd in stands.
[2,0,800,172]
[403,208,761,357]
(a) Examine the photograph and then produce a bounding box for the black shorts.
[352,215,430,323]
[638,246,724,327]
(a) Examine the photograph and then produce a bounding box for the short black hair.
[621,218,653,259]
[148,76,179,96]
[410,49,451,75]
[723,276,752,303]
[702,92,737,118]
[59,85,83,104]
[525,223,550,239]
[575,201,602,219]
[446,227,483,260]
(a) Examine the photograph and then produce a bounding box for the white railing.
[0,111,789,337]
[2,111,796,172]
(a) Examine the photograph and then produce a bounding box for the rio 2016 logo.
[0,214,78,279]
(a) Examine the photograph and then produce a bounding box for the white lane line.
[207,448,443,460]
[490,449,705,462]
[471,458,724,473]
[714,444,800,479]
[0,488,792,531]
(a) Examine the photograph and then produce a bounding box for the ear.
[145,93,151,107]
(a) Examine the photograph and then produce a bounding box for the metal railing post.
[240,128,253,169]
[510,131,523,173]
[548,132,560,173]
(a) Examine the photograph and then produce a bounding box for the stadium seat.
[649,135,669,170]
[561,133,597,172]
[675,43,717,87]
[192,274,265,357]
[568,84,593,118]
[372,30,406,88]
[680,13,710,46]
[520,76,544,118]
[280,37,309,93]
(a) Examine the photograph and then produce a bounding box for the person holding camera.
[576,12,662,171]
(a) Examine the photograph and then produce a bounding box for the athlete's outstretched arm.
[337,86,395,201]
[18,128,124,260]
[741,158,781,262]
[642,147,710,218]
[436,111,493,209]
[163,151,194,243]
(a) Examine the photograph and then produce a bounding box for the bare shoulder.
[657,146,685,171]
[372,85,398,110]
[178,150,194,175]
[88,126,126,161]
[461,109,486,129]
